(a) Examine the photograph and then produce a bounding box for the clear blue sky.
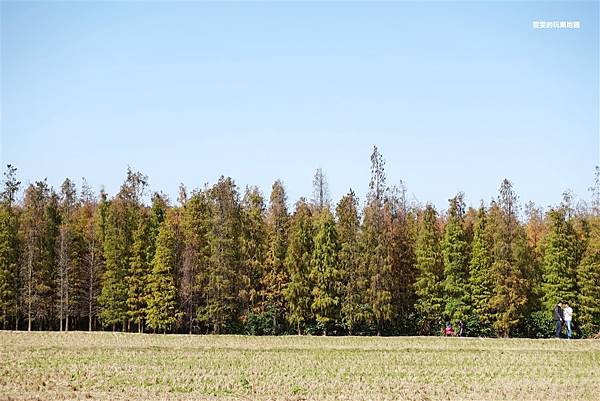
[1,1,598,212]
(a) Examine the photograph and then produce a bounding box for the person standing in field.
[553,302,564,338]
[563,303,573,339]
[458,320,464,337]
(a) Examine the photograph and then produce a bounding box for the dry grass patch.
[1,332,599,400]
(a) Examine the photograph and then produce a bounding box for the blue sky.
[1,1,598,212]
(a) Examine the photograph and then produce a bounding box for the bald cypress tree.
[57,178,79,332]
[20,181,59,331]
[98,197,130,330]
[311,168,331,213]
[414,204,444,334]
[362,146,393,335]
[0,165,20,329]
[99,168,147,331]
[541,209,579,311]
[146,210,181,333]
[261,180,289,332]
[284,199,314,334]
[442,193,470,322]
[468,205,494,332]
[310,208,340,335]
[240,186,268,322]
[126,212,151,332]
[488,180,530,337]
[126,193,167,333]
[197,177,242,334]
[336,190,365,335]
[180,190,212,333]
[77,181,103,331]
[577,216,600,336]
[0,203,19,329]
[384,184,417,334]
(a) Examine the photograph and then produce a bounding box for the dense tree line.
[1,148,599,337]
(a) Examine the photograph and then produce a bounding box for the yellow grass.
[1,331,599,400]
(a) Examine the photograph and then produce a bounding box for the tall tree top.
[269,180,288,219]
[368,146,386,203]
[589,166,600,216]
[118,167,148,204]
[177,183,188,207]
[243,185,266,213]
[498,178,518,219]
[312,168,331,212]
[447,192,466,220]
[336,190,359,227]
[60,178,77,213]
[2,164,20,207]
[80,178,96,204]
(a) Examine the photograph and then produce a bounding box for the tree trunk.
[27,300,32,332]
[65,273,69,332]
[27,252,32,332]
[59,231,65,332]
[89,242,95,332]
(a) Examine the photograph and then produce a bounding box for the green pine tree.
[99,168,147,331]
[384,184,417,334]
[57,178,81,332]
[126,214,151,332]
[336,190,366,335]
[0,165,20,329]
[0,204,19,329]
[146,211,181,333]
[20,182,60,330]
[441,193,470,322]
[468,205,494,332]
[310,208,340,335]
[240,186,268,321]
[577,216,600,336]
[98,198,130,330]
[197,177,242,334]
[283,199,314,334]
[362,146,393,336]
[180,190,212,333]
[541,209,579,312]
[77,180,103,332]
[488,180,531,337]
[260,180,289,333]
[414,204,444,335]
[126,193,168,332]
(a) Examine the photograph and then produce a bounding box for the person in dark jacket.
[553,302,564,338]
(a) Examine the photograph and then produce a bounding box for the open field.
[1,332,599,401]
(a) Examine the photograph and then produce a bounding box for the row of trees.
[1,147,599,337]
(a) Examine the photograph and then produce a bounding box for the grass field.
[1,332,599,401]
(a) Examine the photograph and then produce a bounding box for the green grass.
[1,332,599,400]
